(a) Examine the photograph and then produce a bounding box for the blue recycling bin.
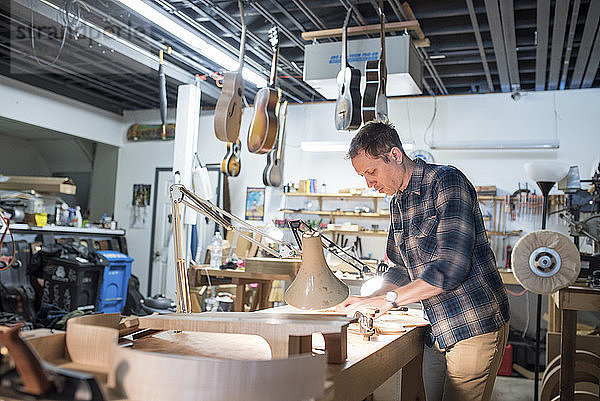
[96,251,134,313]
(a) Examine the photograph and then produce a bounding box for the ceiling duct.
[303,34,422,100]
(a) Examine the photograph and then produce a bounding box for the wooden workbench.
[549,286,600,401]
[322,325,426,401]
[8,311,426,401]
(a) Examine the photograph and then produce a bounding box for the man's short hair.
[347,120,404,162]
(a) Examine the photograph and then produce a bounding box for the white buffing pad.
[511,230,580,294]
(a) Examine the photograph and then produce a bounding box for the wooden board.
[553,286,600,311]
[244,257,301,276]
[139,312,353,362]
[0,175,76,194]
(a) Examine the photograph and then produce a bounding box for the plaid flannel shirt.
[384,158,509,349]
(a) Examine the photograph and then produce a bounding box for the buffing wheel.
[511,230,580,294]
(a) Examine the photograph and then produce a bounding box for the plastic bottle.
[73,206,83,228]
[210,231,223,269]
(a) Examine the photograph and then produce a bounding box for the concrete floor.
[491,376,534,401]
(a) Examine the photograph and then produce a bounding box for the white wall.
[0,76,125,146]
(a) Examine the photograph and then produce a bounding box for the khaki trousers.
[423,322,510,401]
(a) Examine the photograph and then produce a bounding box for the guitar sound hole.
[341,84,345,95]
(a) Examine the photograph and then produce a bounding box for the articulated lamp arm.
[169,184,298,313]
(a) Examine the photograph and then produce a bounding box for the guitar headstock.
[268,26,279,52]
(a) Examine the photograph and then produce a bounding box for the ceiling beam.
[569,0,600,88]
[484,0,511,91]
[582,22,600,88]
[535,0,551,90]
[465,0,494,92]
[12,0,225,102]
[289,0,328,30]
[250,2,305,49]
[559,0,581,89]
[547,0,570,90]
[499,0,520,89]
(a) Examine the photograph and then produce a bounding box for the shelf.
[280,209,390,218]
[323,229,388,237]
[283,192,385,200]
[1,223,125,236]
[486,230,523,237]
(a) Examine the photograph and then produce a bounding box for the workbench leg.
[288,335,312,356]
[259,281,273,310]
[234,282,245,312]
[323,330,347,364]
[400,350,425,401]
[548,294,561,333]
[559,309,577,401]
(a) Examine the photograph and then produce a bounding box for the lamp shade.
[524,162,570,183]
[284,232,349,310]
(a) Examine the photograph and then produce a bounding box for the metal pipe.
[465,0,494,92]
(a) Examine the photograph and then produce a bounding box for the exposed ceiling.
[1,0,599,115]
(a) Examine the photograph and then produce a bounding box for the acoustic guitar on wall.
[214,1,246,143]
[334,8,362,131]
[362,0,388,122]
[247,27,279,154]
[221,139,242,177]
[263,92,288,187]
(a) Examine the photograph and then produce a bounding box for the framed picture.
[131,184,151,229]
[245,187,265,221]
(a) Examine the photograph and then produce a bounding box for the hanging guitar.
[221,139,241,177]
[214,1,246,143]
[362,0,388,122]
[247,26,279,154]
[334,7,362,131]
[263,92,288,187]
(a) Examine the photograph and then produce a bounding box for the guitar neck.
[378,0,386,64]
[237,0,246,72]
[269,48,279,87]
[341,8,352,69]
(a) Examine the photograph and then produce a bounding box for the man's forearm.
[393,279,443,305]
[370,281,400,297]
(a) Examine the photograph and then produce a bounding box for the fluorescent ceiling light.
[115,0,267,88]
[429,139,559,150]
[300,141,414,152]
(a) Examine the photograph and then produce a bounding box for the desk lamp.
[284,232,349,310]
[523,161,569,401]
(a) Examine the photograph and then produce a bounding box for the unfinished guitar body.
[248,87,279,154]
[214,71,244,142]
[49,312,348,401]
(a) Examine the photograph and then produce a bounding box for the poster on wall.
[245,187,265,221]
[131,184,151,229]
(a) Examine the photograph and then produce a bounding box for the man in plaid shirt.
[339,121,510,401]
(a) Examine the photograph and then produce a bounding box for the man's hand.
[335,295,364,313]
[337,295,395,318]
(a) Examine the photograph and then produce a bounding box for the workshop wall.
[0,135,51,176]
[0,76,124,146]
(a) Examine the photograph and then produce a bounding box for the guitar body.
[334,66,362,130]
[247,87,279,154]
[262,154,282,187]
[214,71,245,142]
[220,139,241,177]
[362,59,388,122]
